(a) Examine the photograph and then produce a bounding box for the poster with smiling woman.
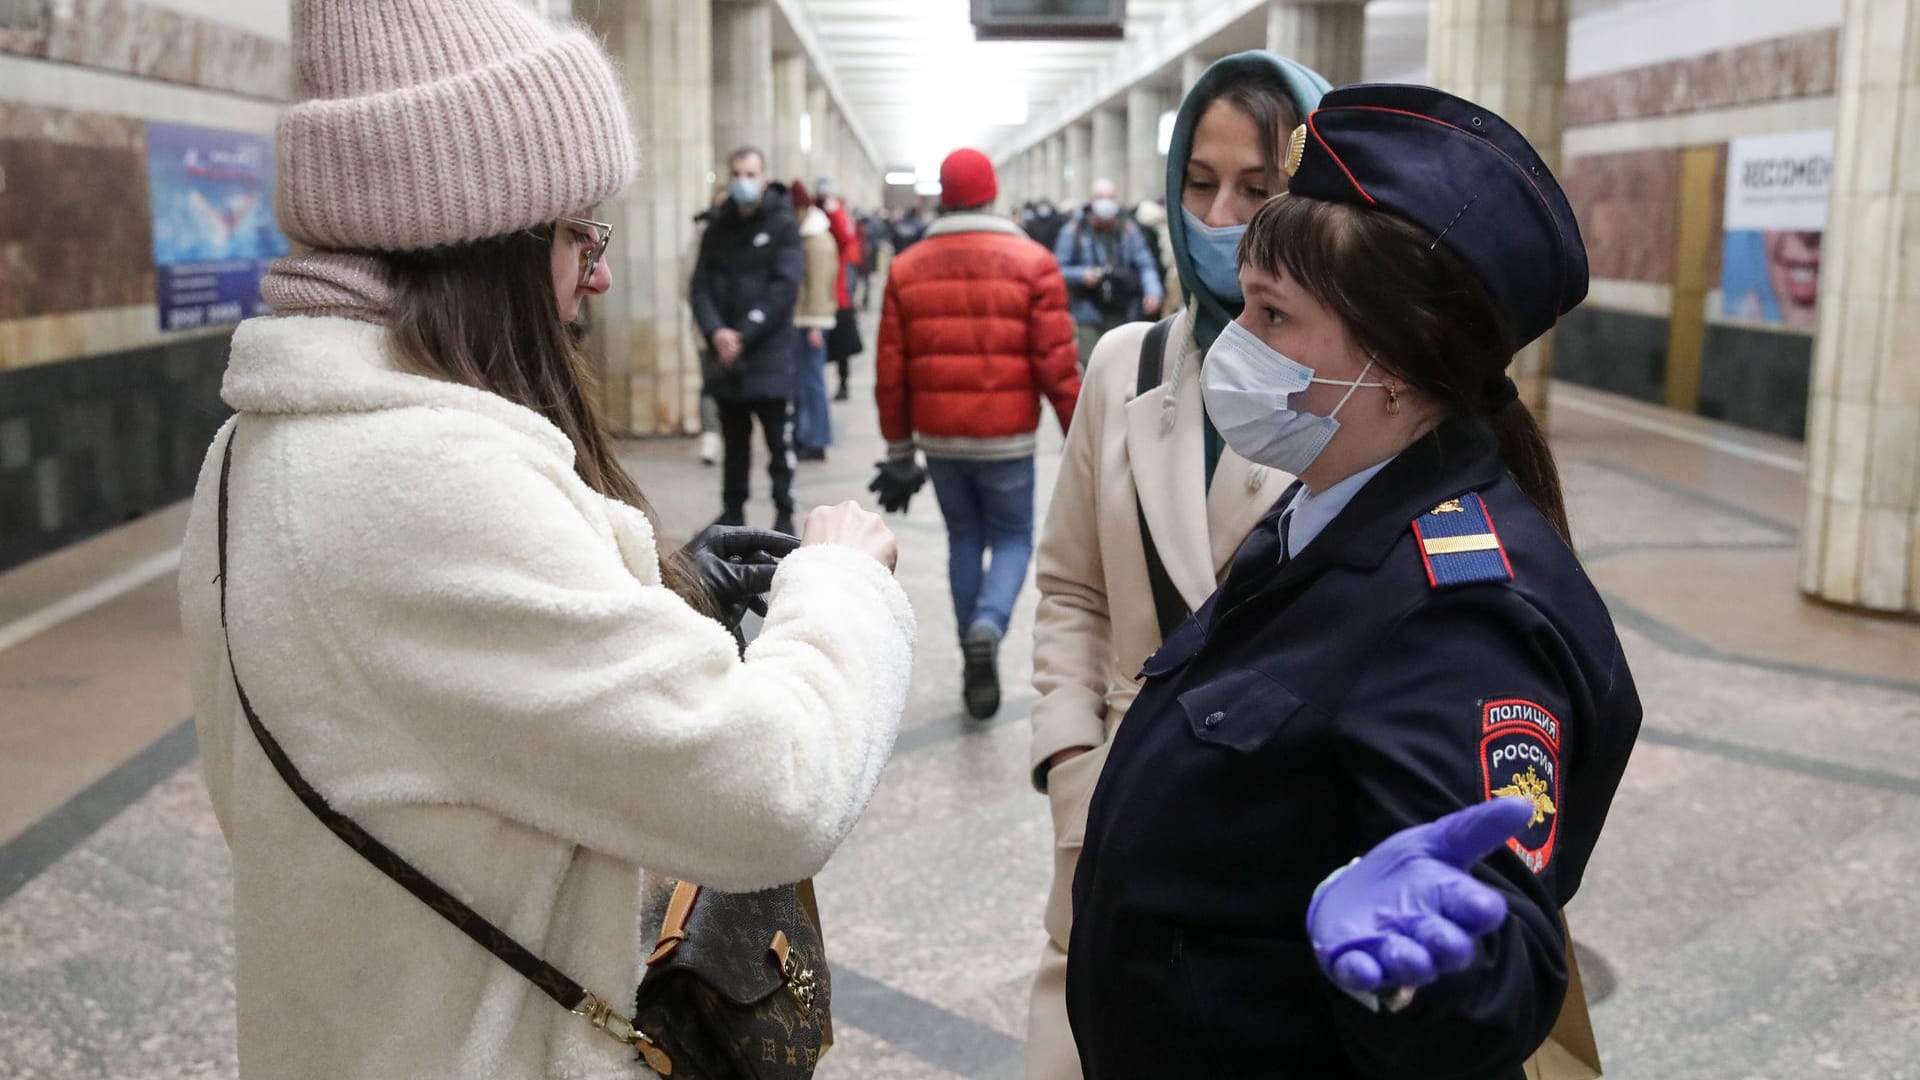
[1721,129,1833,330]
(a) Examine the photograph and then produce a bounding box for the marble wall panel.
[4,0,290,101]
[1567,29,1841,128]
[0,0,52,57]
[0,133,154,320]
[1561,147,1682,284]
[0,100,143,150]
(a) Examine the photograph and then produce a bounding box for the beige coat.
[795,206,839,330]
[1025,304,1288,1079]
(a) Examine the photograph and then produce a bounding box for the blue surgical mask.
[1200,319,1383,476]
[729,177,763,205]
[1182,206,1247,302]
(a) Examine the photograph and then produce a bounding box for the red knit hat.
[939,149,997,210]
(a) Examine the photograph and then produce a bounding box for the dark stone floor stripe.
[833,965,1026,1076]
[1569,456,1799,536]
[1639,726,1920,798]
[1602,588,1920,698]
[0,717,197,904]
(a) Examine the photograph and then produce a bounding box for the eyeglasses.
[560,216,614,287]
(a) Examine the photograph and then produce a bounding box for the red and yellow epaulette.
[1411,493,1513,589]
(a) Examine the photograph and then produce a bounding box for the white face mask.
[1200,319,1384,476]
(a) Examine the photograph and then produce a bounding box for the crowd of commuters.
[183,2,1643,1077]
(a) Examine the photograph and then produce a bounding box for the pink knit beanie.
[276,0,637,252]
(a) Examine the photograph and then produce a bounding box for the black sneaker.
[833,384,850,402]
[962,623,1001,720]
[773,509,796,537]
[714,508,745,528]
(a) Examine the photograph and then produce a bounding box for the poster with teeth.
[145,122,290,332]
[1721,129,1833,330]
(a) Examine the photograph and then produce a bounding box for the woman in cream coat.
[1025,51,1329,1078]
[177,4,912,1078]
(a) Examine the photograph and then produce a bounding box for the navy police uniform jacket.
[1066,419,1640,1078]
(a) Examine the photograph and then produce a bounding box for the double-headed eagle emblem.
[1491,766,1556,828]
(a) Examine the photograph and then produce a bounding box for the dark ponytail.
[1241,195,1572,544]
[1487,395,1569,542]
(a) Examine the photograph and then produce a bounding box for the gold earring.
[1387,386,1402,416]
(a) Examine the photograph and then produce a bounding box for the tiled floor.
[3,319,1919,1078]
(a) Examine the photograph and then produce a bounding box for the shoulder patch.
[1411,492,1513,589]
[1480,698,1561,874]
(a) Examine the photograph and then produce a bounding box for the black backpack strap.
[1132,317,1191,642]
[214,430,669,1069]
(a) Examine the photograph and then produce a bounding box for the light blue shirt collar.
[1281,456,1397,561]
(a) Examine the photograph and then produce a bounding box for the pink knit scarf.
[259,252,396,324]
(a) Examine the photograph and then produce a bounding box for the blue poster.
[145,121,289,331]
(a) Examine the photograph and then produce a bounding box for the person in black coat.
[689,147,805,533]
[1067,85,1642,1078]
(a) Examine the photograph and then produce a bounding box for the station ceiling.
[784,0,1637,173]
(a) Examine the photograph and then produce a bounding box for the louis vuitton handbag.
[213,434,832,1078]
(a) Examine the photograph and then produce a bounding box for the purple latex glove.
[1307,796,1536,1005]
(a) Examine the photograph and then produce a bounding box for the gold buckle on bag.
[574,990,674,1075]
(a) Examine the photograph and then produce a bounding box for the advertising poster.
[145,121,289,331]
[1721,128,1833,329]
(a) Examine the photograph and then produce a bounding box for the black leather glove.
[868,460,927,514]
[680,525,801,630]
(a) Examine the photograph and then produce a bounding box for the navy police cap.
[1283,84,1589,350]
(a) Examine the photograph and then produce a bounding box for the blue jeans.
[925,456,1036,641]
[792,329,832,451]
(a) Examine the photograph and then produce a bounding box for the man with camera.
[1053,178,1164,367]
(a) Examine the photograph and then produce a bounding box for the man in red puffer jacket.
[872,148,1081,720]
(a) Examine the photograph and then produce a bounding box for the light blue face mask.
[1200,319,1384,476]
[1182,205,1247,302]
[729,176,763,205]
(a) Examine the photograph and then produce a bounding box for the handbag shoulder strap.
[213,430,668,1070]
[1132,317,1190,642]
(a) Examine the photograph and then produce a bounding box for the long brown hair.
[1214,80,1303,196]
[386,227,715,613]
[1240,195,1571,542]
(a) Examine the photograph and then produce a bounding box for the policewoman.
[1065,84,1642,1078]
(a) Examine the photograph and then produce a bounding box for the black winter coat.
[1069,419,1641,1079]
[689,186,804,402]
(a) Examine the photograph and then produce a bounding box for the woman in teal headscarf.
[1023,51,1330,1080]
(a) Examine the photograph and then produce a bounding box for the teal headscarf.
[1164,51,1332,355]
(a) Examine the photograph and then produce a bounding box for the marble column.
[1091,104,1127,199]
[1065,120,1092,205]
[834,110,855,192]
[580,0,713,436]
[711,0,774,164]
[1427,0,1569,419]
[1127,85,1169,206]
[1800,0,1920,612]
[1180,52,1215,97]
[770,52,807,183]
[1039,135,1063,204]
[1265,0,1366,87]
[805,81,831,184]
